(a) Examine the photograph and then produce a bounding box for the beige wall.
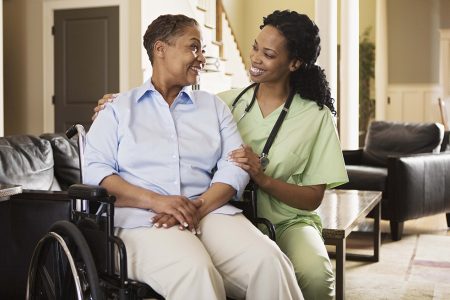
[221,0,245,62]
[360,0,376,42]
[387,0,445,84]
[3,0,141,135]
[221,0,377,68]
[442,0,450,28]
[222,0,314,68]
[4,0,43,135]
[129,0,142,88]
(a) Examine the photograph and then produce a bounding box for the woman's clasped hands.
[151,195,203,235]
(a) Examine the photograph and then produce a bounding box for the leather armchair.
[338,121,450,240]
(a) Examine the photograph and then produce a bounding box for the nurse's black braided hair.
[261,10,336,116]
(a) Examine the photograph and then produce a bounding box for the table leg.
[373,202,381,262]
[335,238,346,300]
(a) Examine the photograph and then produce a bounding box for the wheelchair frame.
[26,124,275,300]
[26,125,162,300]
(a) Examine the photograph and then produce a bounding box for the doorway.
[53,6,119,132]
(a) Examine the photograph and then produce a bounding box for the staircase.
[191,0,249,93]
[140,0,249,94]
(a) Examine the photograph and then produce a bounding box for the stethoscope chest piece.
[232,83,295,171]
[259,153,270,170]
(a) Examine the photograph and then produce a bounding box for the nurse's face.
[248,25,299,85]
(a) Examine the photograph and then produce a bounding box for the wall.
[388,0,440,84]
[360,0,376,42]
[4,0,43,135]
[385,0,450,123]
[222,0,377,67]
[442,0,450,28]
[221,0,245,61]
[129,0,142,88]
[221,0,314,68]
[3,0,141,135]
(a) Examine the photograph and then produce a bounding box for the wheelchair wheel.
[26,220,102,300]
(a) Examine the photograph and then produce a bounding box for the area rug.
[343,233,450,300]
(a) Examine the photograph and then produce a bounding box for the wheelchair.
[26,124,275,300]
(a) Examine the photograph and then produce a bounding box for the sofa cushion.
[40,133,80,190]
[340,165,388,193]
[362,121,444,167]
[0,135,54,190]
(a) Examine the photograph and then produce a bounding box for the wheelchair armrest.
[229,200,276,241]
[68,184,115,204]
[253,217,276,242]
[343,149,364,165]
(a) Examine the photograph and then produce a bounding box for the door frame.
[43,0,130,132]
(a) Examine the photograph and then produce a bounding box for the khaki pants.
[116,213,303,300]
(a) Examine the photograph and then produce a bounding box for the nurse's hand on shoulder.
[228,145,268,186]
[92,93,117,120]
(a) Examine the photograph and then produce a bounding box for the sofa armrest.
[387,152,450,221]
[343,149,364,165]
[0,190,71,299]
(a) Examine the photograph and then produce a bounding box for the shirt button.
[172,154,177,158]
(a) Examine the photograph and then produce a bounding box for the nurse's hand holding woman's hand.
[228,145,269,188]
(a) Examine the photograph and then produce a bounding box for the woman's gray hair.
[143,14,198,63]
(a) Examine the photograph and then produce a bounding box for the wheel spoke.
[27,222,100,300]
[37,265,56,300]
[53,240,65,298]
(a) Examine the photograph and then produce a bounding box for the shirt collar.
[135,79,195,105]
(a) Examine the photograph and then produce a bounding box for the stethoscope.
[231,83,295,169]
[231,83,259,123]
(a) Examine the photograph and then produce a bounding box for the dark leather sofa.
[0,134,79,299]
[338,121,450,240]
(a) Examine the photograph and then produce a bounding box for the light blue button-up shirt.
[84,80,249,228]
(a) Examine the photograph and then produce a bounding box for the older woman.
[84,14,302,300]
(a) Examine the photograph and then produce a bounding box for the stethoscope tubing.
[230,83,295,170]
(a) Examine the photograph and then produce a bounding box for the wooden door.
[54,6,119,132]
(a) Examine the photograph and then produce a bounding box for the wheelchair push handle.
[65,124,87,183]
[66,124,85,139]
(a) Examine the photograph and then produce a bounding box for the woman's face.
[249,25,297,85]
[162,25,205,86]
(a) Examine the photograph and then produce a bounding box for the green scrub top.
[218,87,349,234]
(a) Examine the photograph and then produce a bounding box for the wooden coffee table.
[0,183,22,201]
[316,189,382,300]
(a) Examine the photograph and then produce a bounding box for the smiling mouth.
[190,66,203,75]
[249,66,265,76]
